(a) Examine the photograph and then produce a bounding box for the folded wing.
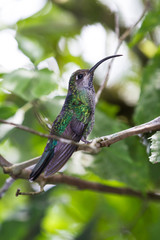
[44,117,86,176]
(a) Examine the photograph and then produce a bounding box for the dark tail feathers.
[30,151,54,181]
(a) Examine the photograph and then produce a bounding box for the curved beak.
[89,54,122,73]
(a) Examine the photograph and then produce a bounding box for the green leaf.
[129,9,160,47]
[0,103,18,119]
[134,51,160,124]
[2,69,58,101]
[96,100,120,118]
[16,3,79,62]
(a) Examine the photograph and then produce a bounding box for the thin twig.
[0,177,15,198]
[119,2,149,42]
[16,188,44,197]
[115,11,120,39]
[95,2,149,104]
[0,117,160,158]
[0,119,86,149]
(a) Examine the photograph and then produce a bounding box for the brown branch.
[0,155,12,167]
[0,119,87,150]
[96,116,160,148]
[0,155,160,200]
[1,117,160,156]
[16,188,44,197]
[95,1,149,104]
[15,176,160,200]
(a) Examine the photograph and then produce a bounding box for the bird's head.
[68,54,122,93]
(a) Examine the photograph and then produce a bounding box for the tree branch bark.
[0,116,160,154]
[96,116,160,148]
[0,154,160,201]
[0,119,82,148]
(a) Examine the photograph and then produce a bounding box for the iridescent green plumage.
[30,55,121,180]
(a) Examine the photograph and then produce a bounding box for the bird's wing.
[44,117,87,176]
[30,109,87,181]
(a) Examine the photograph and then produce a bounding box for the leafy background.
[0,0,160,239]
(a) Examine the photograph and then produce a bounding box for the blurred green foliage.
[3,69,59,101]
[0,0,160,239]
[134,50,160,124]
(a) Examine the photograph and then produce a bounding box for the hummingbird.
[30,55,121,181]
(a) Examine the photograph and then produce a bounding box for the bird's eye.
[77,74,83,80]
